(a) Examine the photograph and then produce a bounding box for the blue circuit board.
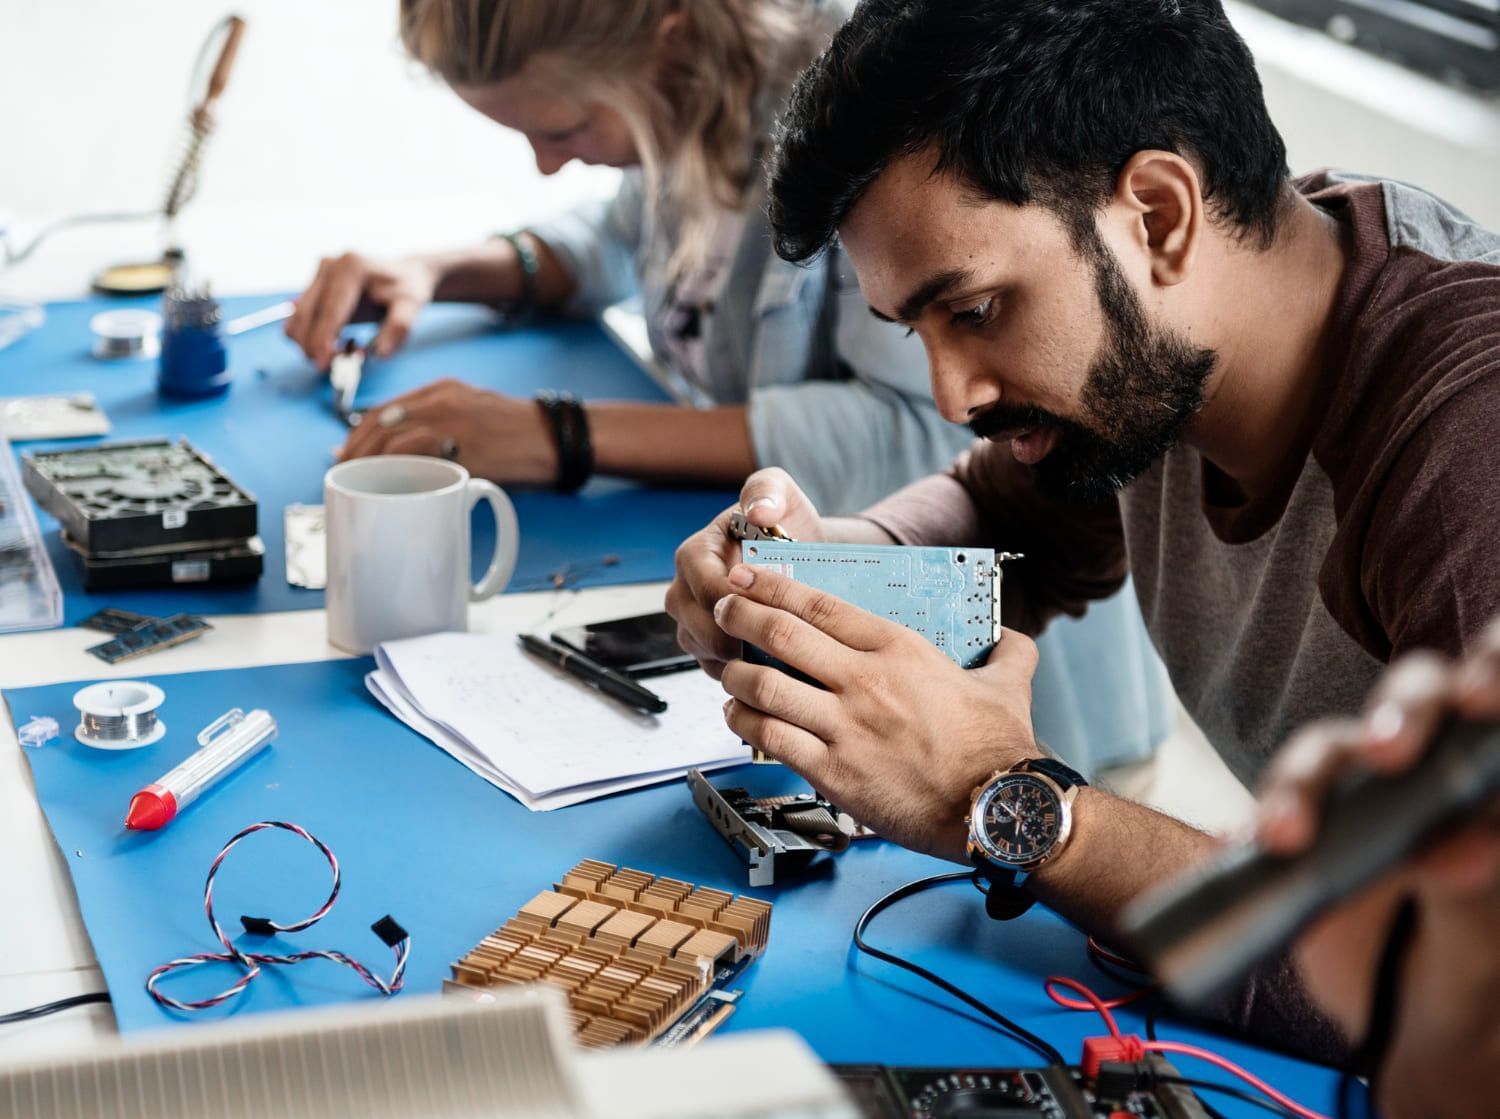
[739,539,1002,668]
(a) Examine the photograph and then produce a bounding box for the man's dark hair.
[769,0,1290,262]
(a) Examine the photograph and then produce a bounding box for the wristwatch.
[966,757,1087,920]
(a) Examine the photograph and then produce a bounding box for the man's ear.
[1111,151,1203,287]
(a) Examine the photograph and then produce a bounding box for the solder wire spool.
[90,309,163,361]
[72,681,167,750]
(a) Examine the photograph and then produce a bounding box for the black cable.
[0,992,112,1026]
[1154,1074,1302,1118]
[852,871,1067,1066]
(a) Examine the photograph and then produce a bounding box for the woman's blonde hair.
[400,0,827,276]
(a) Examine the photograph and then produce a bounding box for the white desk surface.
[0,580,669,1060]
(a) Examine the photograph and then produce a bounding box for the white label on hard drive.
[162,509,187,530]
[172,559,210,582]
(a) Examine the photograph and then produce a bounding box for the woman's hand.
[338,379,559,487]
[286,253,441,370]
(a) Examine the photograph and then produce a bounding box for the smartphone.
[550,610,698,678]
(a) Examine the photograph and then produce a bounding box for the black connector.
[1094,1060,1146,1105]
[239,915,277,936]
[371,915,408,946]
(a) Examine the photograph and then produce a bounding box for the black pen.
[518,633,668,715]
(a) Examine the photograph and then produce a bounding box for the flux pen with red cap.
[125,708,277,831]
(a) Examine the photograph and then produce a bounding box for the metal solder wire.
[78,709,159,744]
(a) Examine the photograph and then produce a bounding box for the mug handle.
[467,479,519,601]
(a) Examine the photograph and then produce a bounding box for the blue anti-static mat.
[6,659,1339,1117]
[0,295,734,623]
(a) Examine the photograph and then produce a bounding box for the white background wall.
[0,0,1496,303]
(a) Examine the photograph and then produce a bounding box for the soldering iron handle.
[1121,717,1500,1008]
[202,16,247,111]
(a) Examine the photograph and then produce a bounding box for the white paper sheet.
[367,631,749,811]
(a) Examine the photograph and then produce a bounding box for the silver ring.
[439,437,459,461]
[377,404,407,428]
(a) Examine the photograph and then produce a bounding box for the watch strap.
[970,855,1037,920]
[1020,756,1087,792]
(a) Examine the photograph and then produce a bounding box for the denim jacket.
[529,171,976,515]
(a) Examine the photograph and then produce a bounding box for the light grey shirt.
[529,171,976,515]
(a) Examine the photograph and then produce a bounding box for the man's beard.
[969,241,1216,503]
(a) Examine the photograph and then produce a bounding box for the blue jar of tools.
[159,283,231,398]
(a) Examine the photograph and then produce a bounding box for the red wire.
[1145,1041,1329,1119]
[1044,974,1330,1119]
[1046,974,1155,1013]
[1045,975,1124,1036]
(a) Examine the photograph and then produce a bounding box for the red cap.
[124,784,177,830]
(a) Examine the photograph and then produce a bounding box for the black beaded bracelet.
[535,390,593,493]
[499,231,540,321]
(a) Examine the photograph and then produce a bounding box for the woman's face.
[455,69,641,175]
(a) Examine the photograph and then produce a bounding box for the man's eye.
[950,297,994,327]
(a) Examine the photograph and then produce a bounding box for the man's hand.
[286,253,439,370]
[713,563,1042,862]
[1256,622,1500,1119]
[337,379,559,487]
[665,468,827,680]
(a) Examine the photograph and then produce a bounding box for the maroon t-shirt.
[865,170,1500,1060]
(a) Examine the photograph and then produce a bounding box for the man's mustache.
[967,402,1069,440]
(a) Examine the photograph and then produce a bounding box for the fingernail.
[1364,700,1404,745]
[743,496,777,515]
[722,698,733,716]
[713,595,733,622]
[727,565,754,589]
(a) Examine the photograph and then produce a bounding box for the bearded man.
[666,0,1500,1080]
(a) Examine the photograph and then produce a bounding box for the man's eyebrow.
[867,268,976,324]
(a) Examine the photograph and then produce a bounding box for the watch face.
[973,774,1064,867]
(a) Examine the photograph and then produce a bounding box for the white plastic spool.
[72,680,167,749]
[90,309,162,360]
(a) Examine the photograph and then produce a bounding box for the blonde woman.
[289,0,960,509]
[287,0,1175,776]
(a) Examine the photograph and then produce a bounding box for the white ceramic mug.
[324,456,519,654]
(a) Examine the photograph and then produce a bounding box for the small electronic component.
[80,606,164,634]
[445,858,772,1049]
[0,393,111,440]
[86,613,212,664]
[17,716,60,748]
[329,337,366,427]
[727,512,792,542]
[832,1056,1211,1119]
[688,768,874,886]
[284,503,327,589]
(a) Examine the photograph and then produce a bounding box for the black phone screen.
[550,611,697,677]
